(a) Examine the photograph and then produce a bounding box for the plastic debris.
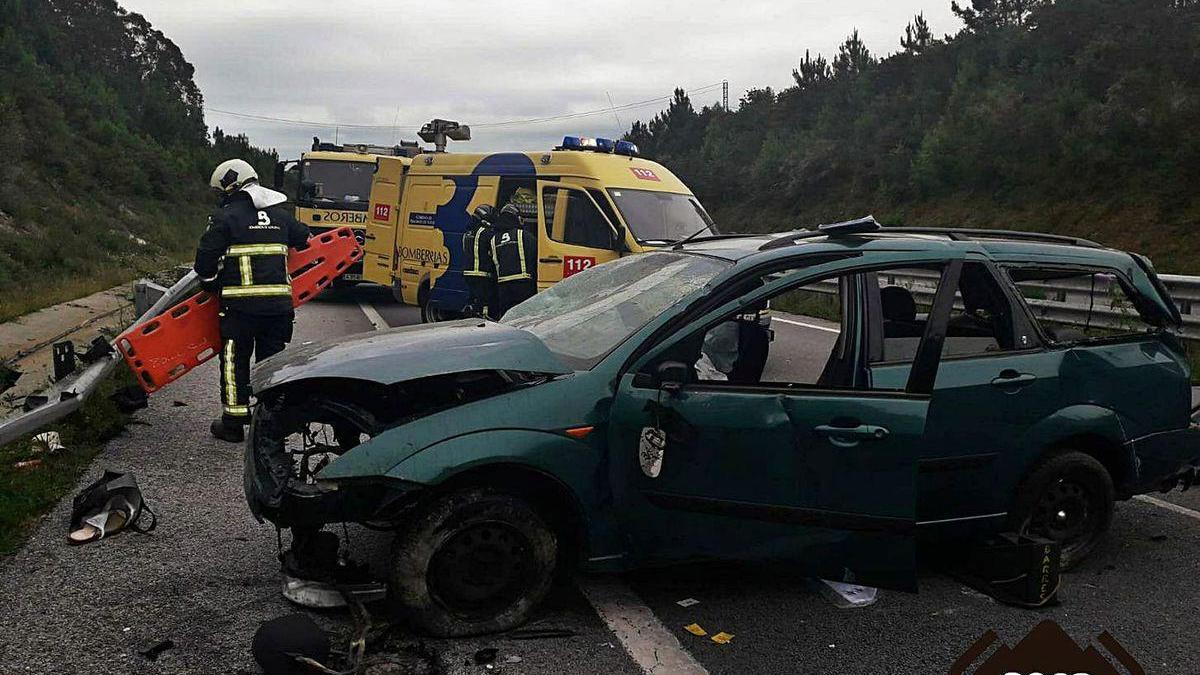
[676,598,700,607]
[504,655,523,664]
[13,459,42,470]
[710,632,734,645]
[684,623,707,637]
[818,579,878,608]
[31,431,65,454]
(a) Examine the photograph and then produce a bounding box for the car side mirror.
[656,361,689,395]
[612,224,628,252]
[273,162,285,190]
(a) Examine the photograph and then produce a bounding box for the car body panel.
[250,319,570,391]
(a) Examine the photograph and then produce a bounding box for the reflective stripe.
[497,272,533,282]
[222,284,292,298]
[223,340,238,405]
[227,243,288,256]
[516,230,528,275]
[463,270,491,278]
[224,404,250,417]
[239,256,253,286]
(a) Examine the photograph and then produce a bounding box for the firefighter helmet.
[499,203,521,219]
[473,204,497,224]
[209,159,259,193]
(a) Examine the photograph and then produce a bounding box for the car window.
[544,186,614,249]
[687,264,944,391]
[503,252,730,370]
[1007,267,1161,343]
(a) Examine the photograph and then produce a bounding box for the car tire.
[1009,450,1114,569]
[389,488,557,637]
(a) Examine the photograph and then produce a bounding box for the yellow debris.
[684,623,707,637]
[710,632,734,645]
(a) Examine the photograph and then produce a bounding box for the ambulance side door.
[535,181,624,291]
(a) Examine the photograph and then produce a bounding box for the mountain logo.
[948,620,1144,675]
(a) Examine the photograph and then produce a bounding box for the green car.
[245,219,1198,636]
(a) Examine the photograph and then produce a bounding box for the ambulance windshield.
[607,189,717,245]
[301,159,374,210]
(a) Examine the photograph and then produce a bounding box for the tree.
[793,50,832,90]
[833,29,873,78]
[951,0,1052,31]
[901,12,935,53]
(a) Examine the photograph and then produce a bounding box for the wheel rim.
[1026,477,1097,552]
[428,521,535,618]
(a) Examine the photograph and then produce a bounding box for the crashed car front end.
[242,319,572,528]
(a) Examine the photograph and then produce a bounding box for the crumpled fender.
[1010,403,1132,481]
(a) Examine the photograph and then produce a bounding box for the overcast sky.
[122,1,960,158]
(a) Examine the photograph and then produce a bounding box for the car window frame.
[1000,262,1169,348]
[624,252,964,396]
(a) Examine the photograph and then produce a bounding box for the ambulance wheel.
[389,488,557,637]
[1009,450,1113,569]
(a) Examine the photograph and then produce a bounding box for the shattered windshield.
[503,252,730,370]
[301,159,374,209]
[607,188,717,244]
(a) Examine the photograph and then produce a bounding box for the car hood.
[251,319,571,392]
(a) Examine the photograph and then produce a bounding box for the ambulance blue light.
[595,137,615,152]
[561,136,583,149]
[614,140,639,157]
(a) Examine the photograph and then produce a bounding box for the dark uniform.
[490,204,537,317]
[461,204,497,318]
[195,183,309,438]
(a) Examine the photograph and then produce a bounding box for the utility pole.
[722,80,729,111]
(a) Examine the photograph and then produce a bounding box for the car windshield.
[607,188,717,244]
[301,159,374,208]
[503,252,730,369]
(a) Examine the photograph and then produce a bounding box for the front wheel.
[389,489,557,637]
[1009,450,1114,569]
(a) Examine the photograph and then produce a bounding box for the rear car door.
[609,253,963,590]
[535,181,623,291]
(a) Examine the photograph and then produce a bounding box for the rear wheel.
[388,488,557,637]
[1009,450,1114,569]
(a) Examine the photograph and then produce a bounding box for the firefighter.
[195,159,310,443]
[461,204,497,318]
[490,203,537,316]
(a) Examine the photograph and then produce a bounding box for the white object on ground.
[818,579,879,608]
[32,431,64,454]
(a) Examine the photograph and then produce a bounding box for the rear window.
[1007,267,1162,343]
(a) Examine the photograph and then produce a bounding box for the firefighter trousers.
[495,280,536,318]
[219,308,294,424]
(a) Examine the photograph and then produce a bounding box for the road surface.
[1,284,1197,674]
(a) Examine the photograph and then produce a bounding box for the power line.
[203,82,725,132]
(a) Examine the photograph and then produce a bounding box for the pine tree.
[833,29,873,78]
[901,12,934,53]
[792,50,832,90]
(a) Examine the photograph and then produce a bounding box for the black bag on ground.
[252,614,331,675]
[948,532,1061,608]
[68,470,156,541]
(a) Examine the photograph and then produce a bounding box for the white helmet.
[209,159,258,192]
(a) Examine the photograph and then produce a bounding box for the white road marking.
[356,298,697,673]
[357,301,388,331]
[773,316,840,334]
[1134,494,1200,521]
[577,575,709,675]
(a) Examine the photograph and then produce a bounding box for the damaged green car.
[245,220,1200,636]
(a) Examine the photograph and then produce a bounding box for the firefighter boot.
[210,417,246,443]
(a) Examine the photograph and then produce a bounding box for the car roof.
[674,230,1137,270]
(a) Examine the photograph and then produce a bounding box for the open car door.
[608,255,962,591]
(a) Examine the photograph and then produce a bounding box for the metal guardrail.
[812,269,1200,340]
[0,272,198,447]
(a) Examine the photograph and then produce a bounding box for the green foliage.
[626,0,1200,273]
[0,0,277,317]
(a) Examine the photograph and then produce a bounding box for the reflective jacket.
[491,215,536,284]
[462,223,495,280]
[194,183,310,315]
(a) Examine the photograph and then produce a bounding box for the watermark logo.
[949,620,1144,675]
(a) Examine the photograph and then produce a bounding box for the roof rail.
[881,227,1104,249]
[758,225,1104,251]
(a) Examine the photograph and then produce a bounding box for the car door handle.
[813,424,890,447]
[539,256,563,263]
[990,371,1036,387]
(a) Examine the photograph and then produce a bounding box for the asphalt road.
[2,284,1197,674]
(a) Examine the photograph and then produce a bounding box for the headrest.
[880,286,917,322]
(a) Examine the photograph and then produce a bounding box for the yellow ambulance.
[362,136,717,321]
[274,139,421,285]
